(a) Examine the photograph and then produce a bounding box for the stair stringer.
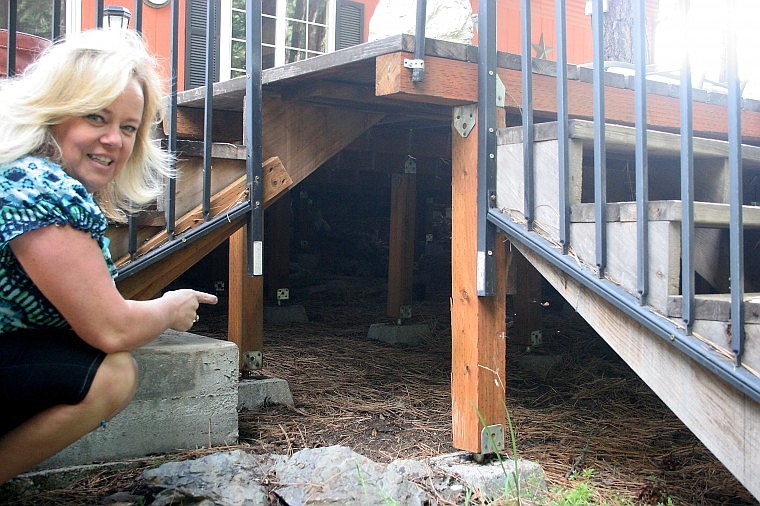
[513,241,760,501]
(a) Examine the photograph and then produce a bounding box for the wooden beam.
[265,193,291,301]
[262,97,385,186]
[376,52,760,142]
[387,171,417,319]
[228,226,263,371]
[168,107,243,142]
[451,107,508,453]
[506,245,543,347]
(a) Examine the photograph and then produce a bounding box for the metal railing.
[2,0,262,279]
[90,0,264,280]
[461,0,758,402]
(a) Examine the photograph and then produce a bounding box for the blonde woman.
[0,29,217,483]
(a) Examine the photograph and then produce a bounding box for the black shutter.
[335,0,364,50]
[185,0,220,89]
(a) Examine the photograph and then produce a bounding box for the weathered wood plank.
[498,120,760,164]
[569,200,760,227]
[451,107,507,453]
[667,294,760,324]
[518,242,760,500]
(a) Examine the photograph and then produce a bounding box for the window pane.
[262,16,276,45]
[309,0,327,24]
[262,46,276,70]
[0,0,54,39]
[287,0,307,21]
[231,10,246,40]
[231,69,246,78]
[286,20,307,50]
[262,0,276,16]
[285,48,307,64]
[231,40,246,70]
[308,25,326,53]
[232,0,246,10]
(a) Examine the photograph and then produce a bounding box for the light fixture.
[102,6,132,31]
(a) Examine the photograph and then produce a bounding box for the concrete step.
[37,330,239,469]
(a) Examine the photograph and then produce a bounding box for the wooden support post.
[228,227,263,371]
[451,107,508,453]
[265,193,291,301]
[387,170,417,319]
[506,244,543,347]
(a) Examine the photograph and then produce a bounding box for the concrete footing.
[37,331,239,470]
[264,304,309,324]
[239,377,294,410]
[366,322,428,346]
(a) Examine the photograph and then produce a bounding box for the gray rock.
[273,446,428,506]
[141,450,276,506]
[136,446,547,506]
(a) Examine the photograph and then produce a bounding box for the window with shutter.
[185,0,221,89]
[335,0,363,50]
[219,0,345,79]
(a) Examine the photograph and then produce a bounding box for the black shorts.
[0,327,105,435]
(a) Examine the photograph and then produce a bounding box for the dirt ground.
[6,275,758,505]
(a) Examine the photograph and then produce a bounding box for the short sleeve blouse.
[0,156,116,333]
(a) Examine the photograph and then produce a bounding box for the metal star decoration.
[532,32,553,60]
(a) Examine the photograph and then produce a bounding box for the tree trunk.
[603,0,635,63]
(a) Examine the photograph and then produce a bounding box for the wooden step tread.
[667,293,760,323]
[570,200,760,227]
[497,119,760,166]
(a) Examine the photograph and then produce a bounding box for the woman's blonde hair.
[0,29,173,221]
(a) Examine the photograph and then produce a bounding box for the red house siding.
[81,0,652,90]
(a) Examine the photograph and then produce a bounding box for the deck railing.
[2,1,263,278]
[95,0,264,280]
[466,0,760,402]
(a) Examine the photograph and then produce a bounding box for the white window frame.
[67,0,82,34]
[220,0,336,80]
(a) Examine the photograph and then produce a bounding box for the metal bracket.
[243,351,263,370]
[399,305,412,319]
[530,330,543,347]
[481,424,505,454]
[453,104,477,138]
[495,74,506,107]
[404,156,417,173]
[277,288,290,306]
[403,58,425,70]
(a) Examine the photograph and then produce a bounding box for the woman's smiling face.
[51,78,144,193]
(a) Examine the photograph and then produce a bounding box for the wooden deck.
[110,34,760,500]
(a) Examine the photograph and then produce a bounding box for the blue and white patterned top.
[0,156,116,333]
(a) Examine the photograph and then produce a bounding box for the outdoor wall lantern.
[102,6,132,30]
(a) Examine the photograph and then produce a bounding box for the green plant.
[354,460,398,506]
[473,364,523,505]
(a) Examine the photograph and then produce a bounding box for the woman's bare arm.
[10,224,217,353]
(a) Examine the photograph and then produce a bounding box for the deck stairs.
[108,82,383,297]
[492,119,760,498]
